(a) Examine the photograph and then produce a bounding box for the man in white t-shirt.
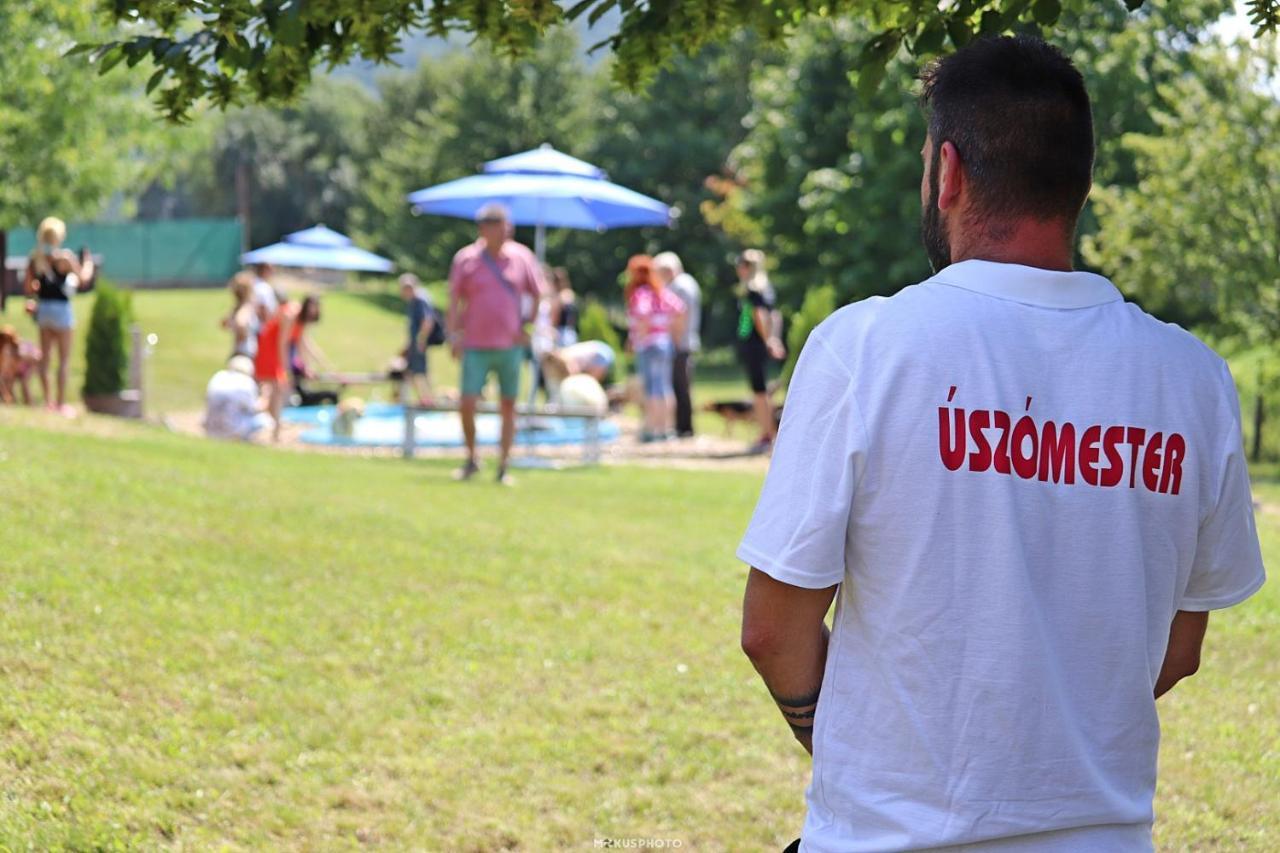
[204,355,273,441]
[738,36,1265,853]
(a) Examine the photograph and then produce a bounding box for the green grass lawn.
[0,411,1276,850]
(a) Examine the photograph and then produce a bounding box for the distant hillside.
[334,10,620,91]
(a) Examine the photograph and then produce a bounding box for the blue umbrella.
[241,224,393,273]
[406,144,672,259]
[483,147,605,179]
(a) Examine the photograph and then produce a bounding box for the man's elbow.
[1173,649,1202,681]
[740,620,781,662]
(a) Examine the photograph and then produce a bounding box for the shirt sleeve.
[525,253,548,298]
[736,329,867,588]
[1181,363,1266,610]
[664,289,685,315]
[448,254,465,299]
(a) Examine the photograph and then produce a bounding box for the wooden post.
[235,161,251,253]
[1252,361,1265,463]
[130,324,145,419]
[0,229,7,313]
[401,381,415,459]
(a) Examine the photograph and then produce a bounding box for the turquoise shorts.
[461,347,523,399]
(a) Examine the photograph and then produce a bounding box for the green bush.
[578,298,628,374]
[781,285,837,386]
[82,284,134,397]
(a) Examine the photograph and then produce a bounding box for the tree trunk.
[1252,360,1265,463]
[236,161,251,253]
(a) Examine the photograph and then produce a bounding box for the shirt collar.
[475,238,509,259]
[927,259,1122,309]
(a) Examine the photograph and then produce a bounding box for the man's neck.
[482,238,506,257]
[952,218,1075,272]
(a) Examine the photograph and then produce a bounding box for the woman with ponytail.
[23,217,94,415]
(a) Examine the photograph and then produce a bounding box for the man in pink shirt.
[447,202,545,484]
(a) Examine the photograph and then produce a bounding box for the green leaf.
[979,10,1004,35]
[146,68,166,94]
[96,45,125,74]
[1032,0,1063,26]
[854,61,888,100]
[587,1,617,27]
[564,0,596,20]
[277,2,305,48]
[945,17,973,47]
[913,19,946,55]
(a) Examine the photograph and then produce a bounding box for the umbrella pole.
[534,221,546,263]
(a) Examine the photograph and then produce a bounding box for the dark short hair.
[920,35,1094,229]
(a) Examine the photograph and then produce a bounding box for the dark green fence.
[6,218,242,287]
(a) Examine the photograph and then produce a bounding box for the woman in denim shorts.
[24,217,93,415]
[624,255,686,443]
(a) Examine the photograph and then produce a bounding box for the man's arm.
[448,282,465,359]
[1154,609,1209,699]
[741,568,838,754]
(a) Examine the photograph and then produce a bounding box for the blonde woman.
[23,217,93,415]
[734,249,785,453]
[221,272,259,359]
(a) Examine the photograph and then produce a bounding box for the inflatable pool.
[282,403,620,448]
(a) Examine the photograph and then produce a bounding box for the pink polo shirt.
[627,285,685,349]
[449,239,546,350]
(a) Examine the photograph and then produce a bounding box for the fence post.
[401,381,415,459]
[130,324,145,419]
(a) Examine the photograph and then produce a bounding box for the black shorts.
[739,339,768,394]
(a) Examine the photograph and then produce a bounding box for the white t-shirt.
[668,272,702,353]
[204,369,263,440]
[738,260,1265,853]
[252,278,279,316]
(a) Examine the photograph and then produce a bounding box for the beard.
[920,153,952,273]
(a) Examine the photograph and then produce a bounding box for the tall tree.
[349,27,594,281]
[167,77,374,248]
[0,3,161,229]
[1082,42,1280,337]
[714,1,1232,309]
[90,1,1280,121]
[553,31,759,322]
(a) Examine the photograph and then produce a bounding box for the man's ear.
[936,140,963,212]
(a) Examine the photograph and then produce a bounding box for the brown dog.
[703,399,784,436]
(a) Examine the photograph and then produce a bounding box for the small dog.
[332,397,365,438]
[703,399,784,436]
[0,325,38,405]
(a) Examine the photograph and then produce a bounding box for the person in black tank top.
[23,217,94,414]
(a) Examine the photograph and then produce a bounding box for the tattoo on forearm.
[782,708,816,720]
[768,685,821,708]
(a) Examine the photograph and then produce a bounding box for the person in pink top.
[447,202,545,484]
[625,254,686,442]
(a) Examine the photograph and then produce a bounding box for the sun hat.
[228,355,255,376]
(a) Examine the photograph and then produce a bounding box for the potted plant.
[82,284,141,417]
